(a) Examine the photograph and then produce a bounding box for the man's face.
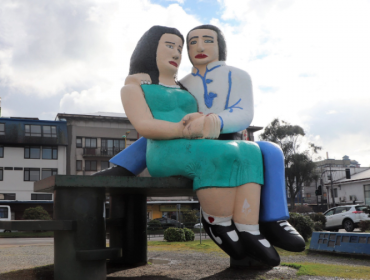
[188,29,219,67]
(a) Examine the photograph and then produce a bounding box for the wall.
[0,146,66,200]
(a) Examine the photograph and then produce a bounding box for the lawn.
[148,239,370,279]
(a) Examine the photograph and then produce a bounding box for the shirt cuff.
[218,115,224,131]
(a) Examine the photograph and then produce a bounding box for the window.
[0,146,3,158]
[334,207,347,214]
[85,138,97,148]
[0,168,3,181]
[101,161,109,170]
[76,137,82,148]
[0,207,9,218]
[43,125,57,137]
[24,168,40,181]
[0,123,4,135]
[325,210,334,216]
[24,147,41,159]
[76,160,82,171]
[101,139,125,156]
[0,193,15,200]
[41,168,57,180]
[85,160,97,171]
[31,194,52,200]
[25,125,42,137]
[333,188,338,198]
[42,147,58,159]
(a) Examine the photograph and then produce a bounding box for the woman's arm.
[122,75,203,140]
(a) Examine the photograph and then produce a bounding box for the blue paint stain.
[218,115,224,131]
[192,65,221,108]
[224,71,243,113]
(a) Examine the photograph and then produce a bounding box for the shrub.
[164,227,185,242]
[359,220,370,232]
[184,228,195,241]
[288,212,314,241]
[23,206,51,220]
[291,205,313,214]
[309,212,326,227]
[313,221,324,231]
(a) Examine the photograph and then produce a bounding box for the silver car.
[323,204,370,232]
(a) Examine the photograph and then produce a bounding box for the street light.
[122,130,131,149]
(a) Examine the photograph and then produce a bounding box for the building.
[330,168,370,205]
[0,117,68,219]
[55,112,138,175]
[303,156,369,206]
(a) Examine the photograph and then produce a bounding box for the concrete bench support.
[54,187,113,280]
[109,194,147,267]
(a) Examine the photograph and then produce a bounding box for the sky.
[1,0,370,166]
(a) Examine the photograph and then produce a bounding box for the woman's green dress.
[143,84,264,191]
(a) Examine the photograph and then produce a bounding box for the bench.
[310,232,370,255]
[0,175,194,280]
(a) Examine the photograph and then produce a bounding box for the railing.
[83,147,123,157]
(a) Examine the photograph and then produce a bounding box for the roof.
[332,168,370,186]
[56,112,127,121]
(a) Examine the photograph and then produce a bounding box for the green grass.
[282,262,370,279]
[148,239,225,255]
[0,231,54,238]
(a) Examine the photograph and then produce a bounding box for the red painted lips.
[195,54,208,59]
[169,61,178,67]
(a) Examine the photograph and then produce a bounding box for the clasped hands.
[181,112,221,139]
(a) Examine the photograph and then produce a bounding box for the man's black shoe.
[92,166,135,177]
[237,230,280,267]
[201,217,245,260]
[260,220,305,252]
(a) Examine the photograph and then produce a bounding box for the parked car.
[0,205,11,233]
[193,223,203,229]
[323,205,370,232]
[147,218,182,229]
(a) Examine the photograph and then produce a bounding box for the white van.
[0,205,11,233]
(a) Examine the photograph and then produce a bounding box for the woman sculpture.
[121,26,280,266]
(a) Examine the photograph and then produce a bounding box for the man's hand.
[125,73,152,86]
[181,113,205,139]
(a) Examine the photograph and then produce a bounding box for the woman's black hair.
[129,26,184,85]
[186,24,227,62]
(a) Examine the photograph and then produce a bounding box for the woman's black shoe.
[92,166,135,176]
[201,217,245,260]
[237,230,280,267]
[259,220,305,252]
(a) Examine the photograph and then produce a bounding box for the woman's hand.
[125,73,152,86]
[181,113,205,139]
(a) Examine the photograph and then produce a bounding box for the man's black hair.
[129,26,184,84]
[186,24,227,62]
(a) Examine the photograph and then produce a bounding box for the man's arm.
[217,67,254,134]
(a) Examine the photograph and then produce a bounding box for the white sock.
[234,223,271,247]
[234,223,260,235]
[202,210,232,226]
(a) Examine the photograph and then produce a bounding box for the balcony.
[82,147,123,158]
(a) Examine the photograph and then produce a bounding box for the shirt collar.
[191,61,226,74]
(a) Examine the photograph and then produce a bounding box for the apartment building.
[55,112,138,175]
[0,117,67,219]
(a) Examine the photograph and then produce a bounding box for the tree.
[260,118,321,208]
[182,209,198,224]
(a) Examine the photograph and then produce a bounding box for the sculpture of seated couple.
[94,25,305,266]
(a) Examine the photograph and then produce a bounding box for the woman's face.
[156,33,183,78]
